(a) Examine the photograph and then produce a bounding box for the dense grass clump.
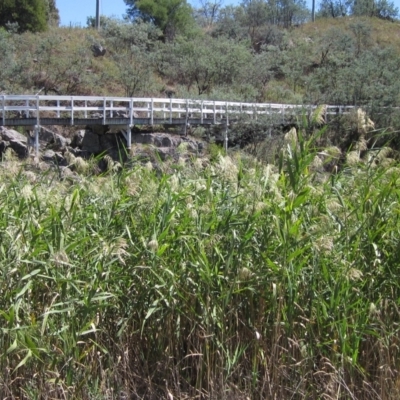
[1,136,400,399]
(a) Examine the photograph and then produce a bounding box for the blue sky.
[57,0,400,26]
[57,0,220,26]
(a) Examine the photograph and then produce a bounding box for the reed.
[1,135,399,399]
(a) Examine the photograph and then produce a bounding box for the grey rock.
[59,166,80,181]
[71,130,86,148]
[81,131,102,154]
[91,44,106,57]
[53,133,70,150]
[1,127,27,143]
[65,146,90,158]
[42,149,65,164]
[42,149,56,161]
[132,133,180,148]
[0,127,28,157]
[29,126,71,151]
[0,140,9,154]
[156,147,176,161]
[90,125,108,135]
[38,126,55,143]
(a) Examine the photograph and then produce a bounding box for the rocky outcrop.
[0,124,206,169]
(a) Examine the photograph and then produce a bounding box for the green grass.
[1,137,400,399]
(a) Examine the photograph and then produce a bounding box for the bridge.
[1,95,353,153]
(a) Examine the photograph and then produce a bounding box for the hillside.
[2,16,400,120]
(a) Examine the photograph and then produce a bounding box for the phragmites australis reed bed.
[0,130,400,399]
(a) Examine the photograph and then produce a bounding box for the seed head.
[147,237,159,251]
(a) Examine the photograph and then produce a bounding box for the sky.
[57,0,206,26]
[57,0,400,27]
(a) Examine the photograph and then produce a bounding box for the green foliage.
[114,45,156,97]
[0,0,48,33]
[1,140,400,398]
[0,29,17,92]
[318,0,398,19]
[163,35,252,95]
[99,18,162,53]
[124,0,194,40]
[47,0,60,27]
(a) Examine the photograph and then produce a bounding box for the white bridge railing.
[1,95,355,154]
[1,95,354,126]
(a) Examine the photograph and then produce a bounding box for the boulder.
[81,131,101,154]
[42,149,65,164]
[156,147,176,161]
[131,133,181,148]
[53,133,70,150]
[71,130,86,148]
[38,126,55,142]
[0,140,9,154]
[1,127,27,143]
[91,44,106,57]
[0,127,28,158]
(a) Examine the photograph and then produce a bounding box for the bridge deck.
[1,95,354,154]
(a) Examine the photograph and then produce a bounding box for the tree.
[318,0,398,19]
[0,29,18,92]
[163,35,252,95]
[352,0,398,18]
[114,46,155,97]
[47,0,60,27]
[194,0,223,28]
[124,0,194,40]
[318,0,351,17]
[0,0,48,32]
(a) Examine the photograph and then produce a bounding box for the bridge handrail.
[1,95,357,127]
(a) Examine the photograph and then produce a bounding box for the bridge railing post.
[169,98,172,124]
[36,96,40,126]
[130,98,134,126]
[150,98,154,125]
[71,96,74,126]
[224,102,229,154]
[184,99,189,136]
[213,101,216,124]
[25,99,30,118]
[34,125,40,157]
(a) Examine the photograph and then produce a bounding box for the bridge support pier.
[224,123,229,154]
[34,125,40,157]
[121,124,132,150]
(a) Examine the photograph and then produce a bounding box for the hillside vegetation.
[2,15,400,122]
